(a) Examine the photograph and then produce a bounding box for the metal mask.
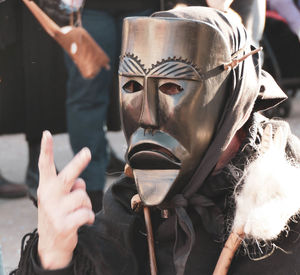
[119,15,233,206]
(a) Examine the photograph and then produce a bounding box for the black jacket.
[0,0,19,49]
[85,0,161,14]
[12,115,300,275]
[0,1,67,139]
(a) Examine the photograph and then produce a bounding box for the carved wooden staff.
[126,165,158,275]
[213,230,244,275]
[143,205,158,275]
[22,0,110,79]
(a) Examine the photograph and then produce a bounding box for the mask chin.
[132,169,180,206]
[128,142,181,206]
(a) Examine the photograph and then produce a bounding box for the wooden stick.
[144,206,158,275]
[213,231,244,275]
[128,165,157,275]
[224,47,262,70]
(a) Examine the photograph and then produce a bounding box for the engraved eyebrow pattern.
[151,62,171,75]
[148,59,202,80]
[156,63,179,75]
[180,74,196,78]
[122,59,135,73]
[119,54,202,80]
[174,69,195,77]
[167,66,194,76]
[127,58,144,74]
[119,53,146,75]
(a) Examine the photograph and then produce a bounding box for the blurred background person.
[265,0,300,79]
[55,0,161,212]
[0,0,68,200]
[0,0,27,198]
[22,2,68,203]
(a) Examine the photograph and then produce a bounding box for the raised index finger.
[38,131,57,183]
[58,147,91,192]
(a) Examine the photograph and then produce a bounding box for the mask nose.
[139,78,158,129]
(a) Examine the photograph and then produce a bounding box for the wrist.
[38,242,73,270]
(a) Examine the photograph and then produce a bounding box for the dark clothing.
[22,5,67,142]
[264,17,300,79]
[12,115,300,275]
[148,8,284,273]
[85,0,160,14]
[64,8,155,191]
[0,0,25,134]
[163,0,207,10]
[0,0,19,49]
[0,43,25,134]
[0,1,67,140]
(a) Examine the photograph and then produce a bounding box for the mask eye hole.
[123,80,143,93]
[159,82,183,95]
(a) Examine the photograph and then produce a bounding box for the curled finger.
[58,147,91,192]
[71,178,86,192]
[65,208,95,232]
[62,189,92,214]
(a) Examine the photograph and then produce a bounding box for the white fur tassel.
[232,124,300,241]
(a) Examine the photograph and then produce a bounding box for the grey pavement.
[0,95,300,274]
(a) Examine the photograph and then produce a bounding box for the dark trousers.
[64,8,153,191]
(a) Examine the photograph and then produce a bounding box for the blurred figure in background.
[22,2,68,203]
[269,0,300,41]
[0,0,28,198]
[60,0,161,212]
[166,0,266,47]
[265,0,300,79]
[0,0,68,200]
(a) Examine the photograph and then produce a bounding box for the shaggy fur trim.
[232,124,300,241]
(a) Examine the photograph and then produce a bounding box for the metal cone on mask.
[133,169,179,206]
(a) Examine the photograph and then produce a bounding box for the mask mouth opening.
[128,143,181,170]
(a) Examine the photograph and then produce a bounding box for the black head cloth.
[151,6,286,275]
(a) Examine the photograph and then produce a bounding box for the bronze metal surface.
[119,17,232,205]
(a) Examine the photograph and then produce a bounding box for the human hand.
[37,131,95,269]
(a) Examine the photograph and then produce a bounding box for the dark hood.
[152,7,286,198]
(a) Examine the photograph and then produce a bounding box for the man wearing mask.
[13,6,300,275]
